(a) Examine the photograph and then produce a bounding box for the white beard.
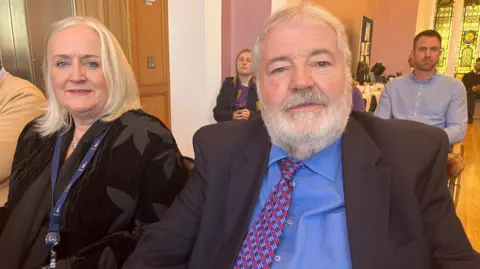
[260,86,352,160]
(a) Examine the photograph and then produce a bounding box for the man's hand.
[472,85,480,92]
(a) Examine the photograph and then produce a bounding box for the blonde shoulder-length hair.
[36,16,141,137]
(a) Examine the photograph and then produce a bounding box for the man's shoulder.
[3,73,45,98]
[385,75,412,90]
[436,73,463,86]
[352,112,448,153]
[389,74,412,84]
[193,119,263,154]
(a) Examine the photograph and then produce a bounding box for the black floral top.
[0,110,189,269]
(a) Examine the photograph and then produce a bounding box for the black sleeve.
[60,124,189,269]
[420,131,480,268]
[122,133,208,269]
[213,79,234,122]
[462,73,473,93]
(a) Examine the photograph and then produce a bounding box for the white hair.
[255,4,353,160]
[36,16,141,137]
[252,3,352,84]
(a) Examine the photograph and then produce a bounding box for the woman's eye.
[86,62,100,68]
[56,61,69,68]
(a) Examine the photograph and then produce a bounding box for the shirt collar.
[0,67,7,81]
[409,70,439,84]
[268,137,342,182]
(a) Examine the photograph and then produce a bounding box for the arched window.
[455,0,480,79]
[433,0,456,74]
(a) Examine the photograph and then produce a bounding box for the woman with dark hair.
[213,49,260,122]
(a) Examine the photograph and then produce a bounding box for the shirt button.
[417,93,420,95]
[416,103,419,106]
[274,256,281,262]
[286,219,293,226]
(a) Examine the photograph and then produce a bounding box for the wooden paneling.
[456,120,480,252]
[75,0,131,61]
[129,0,171,127]
[140,93,170,124]
[75,0,171,127]
[131,1,170,86]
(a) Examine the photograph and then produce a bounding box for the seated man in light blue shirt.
[375,30,467,145]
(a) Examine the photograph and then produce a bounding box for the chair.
[447,142,465,207]
[182,156,195,172]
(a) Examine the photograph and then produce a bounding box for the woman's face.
[236,51,253,76]
[49,25,108,121]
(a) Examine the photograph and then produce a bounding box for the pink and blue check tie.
[233,158,305,269]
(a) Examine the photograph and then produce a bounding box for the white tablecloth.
[358,84,384,112]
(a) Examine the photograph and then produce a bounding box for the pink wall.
[222,0,232,79]
[223,0,420,78]
[370,0,420,76]
[222,0,271,78]
[309,0,379,72]
[309,0,420,76]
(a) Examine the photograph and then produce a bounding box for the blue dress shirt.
[248,139,352,268]
[375,73,467,144]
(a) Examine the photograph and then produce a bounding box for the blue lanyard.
[45,128,109,248]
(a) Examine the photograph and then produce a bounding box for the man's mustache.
[281,90,329,111]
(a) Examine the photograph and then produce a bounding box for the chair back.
[182,156,195,172]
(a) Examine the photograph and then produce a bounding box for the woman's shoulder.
[17,117,45,143]
[222,76,235,86]
[114,110,176,146]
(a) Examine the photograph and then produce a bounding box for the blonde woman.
[213,49,260,122]
[0,17,188,269]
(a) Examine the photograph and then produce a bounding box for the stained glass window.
[455,0,480,79]
[433,0,455,74]
[359,16,373,67]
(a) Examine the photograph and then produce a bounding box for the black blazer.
[124,111,480,269]
[213,77,260,122]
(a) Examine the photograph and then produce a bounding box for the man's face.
[412,36,441,72]
[257,19,352,159]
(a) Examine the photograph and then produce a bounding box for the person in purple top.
[352,86,366,111]
[213,49,260,122]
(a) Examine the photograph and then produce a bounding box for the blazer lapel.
[342,117,392,269]
[214,121,271,269]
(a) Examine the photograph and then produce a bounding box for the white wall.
[415,0,435,34]
[168,0,222,157]
[271,0,288,13]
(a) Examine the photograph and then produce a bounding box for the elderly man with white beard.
[123,4,480,269]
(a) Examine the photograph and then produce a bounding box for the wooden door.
[128,0,171,127]
[75,0,171,127]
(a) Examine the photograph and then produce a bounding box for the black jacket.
[124,111,479,269]
[213,77,260,122]
[462,71,480,94]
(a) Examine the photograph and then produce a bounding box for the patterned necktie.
[233,158,305,269]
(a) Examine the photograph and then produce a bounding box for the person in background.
[461,57,480,124]
[352,84,366,111]
[0,17,188,269]
[123,4,479,269]
[375,30,467,145]
[213,48,260,122]
[0,58,46,206]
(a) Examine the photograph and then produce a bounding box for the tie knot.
[278,158,305,180]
